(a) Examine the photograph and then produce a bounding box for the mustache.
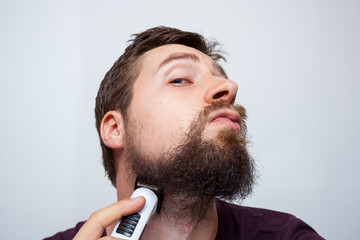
[190,100,248,137]
[202,100,247,119]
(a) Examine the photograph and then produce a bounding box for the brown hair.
[95,26,226,187]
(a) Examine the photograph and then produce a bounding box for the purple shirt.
[44,200,324,239]
[215,200,324,239]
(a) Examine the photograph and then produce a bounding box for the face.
[125,44,240,159]
[122,44,255,222]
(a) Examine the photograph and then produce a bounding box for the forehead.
[137,44,225,77]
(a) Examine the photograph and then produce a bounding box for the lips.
[208,109,241,130]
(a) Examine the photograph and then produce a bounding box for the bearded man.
[44,26,324,240]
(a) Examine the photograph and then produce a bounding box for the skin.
[74,44,239,240]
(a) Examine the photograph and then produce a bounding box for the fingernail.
[131,196,142,201]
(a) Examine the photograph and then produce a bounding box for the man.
[45,26,324,239]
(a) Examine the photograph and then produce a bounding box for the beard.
[124,101,256,223]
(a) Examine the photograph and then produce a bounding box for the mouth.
[208,109,241,130]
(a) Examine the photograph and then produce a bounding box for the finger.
[73,197,146,240]
[99,236,123,240]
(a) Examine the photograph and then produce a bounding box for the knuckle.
[89,210,101,222]
[87,210,107,231]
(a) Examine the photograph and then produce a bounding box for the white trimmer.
[111,181,162,240]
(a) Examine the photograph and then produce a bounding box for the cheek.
[128,86,203,156]
[128,103,192,158]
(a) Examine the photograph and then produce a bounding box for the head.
[95,26,229,186]
[95,27,256,221]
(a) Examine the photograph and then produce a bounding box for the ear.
[100,110,125,149]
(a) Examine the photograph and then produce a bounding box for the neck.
[142,201,218,240]
[106,197,218,240]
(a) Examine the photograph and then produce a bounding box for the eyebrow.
[158,52,200,69]
[157,52,227,78]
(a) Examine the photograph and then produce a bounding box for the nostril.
[213,91,228,100]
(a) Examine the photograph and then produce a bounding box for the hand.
[73,197,146,240]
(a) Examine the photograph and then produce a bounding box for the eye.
[170,78,191,85]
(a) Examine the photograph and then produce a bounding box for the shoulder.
[216,200,324,240]
[43,221,86,240]
[217,199,297,226]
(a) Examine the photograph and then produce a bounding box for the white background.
[1,0,359,239]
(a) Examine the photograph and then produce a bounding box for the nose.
[204,76,238,104]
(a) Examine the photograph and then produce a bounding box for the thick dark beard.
[124,101,256,223]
